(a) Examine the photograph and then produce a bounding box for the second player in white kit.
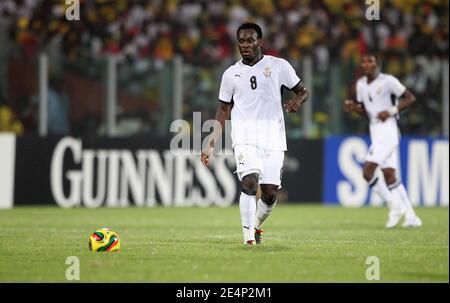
[356,73,403,168]
[345,54,422,228]
[201,22,309,245]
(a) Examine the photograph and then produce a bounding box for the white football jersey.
[356,73,406,146]
[219,55,301,151]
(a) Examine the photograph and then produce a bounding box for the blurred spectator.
[47,77,70,135]
[0,100,24,134]
[27,77,70,135]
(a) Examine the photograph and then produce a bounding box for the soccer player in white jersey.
[344,54,422,228]
[200,22,309,245]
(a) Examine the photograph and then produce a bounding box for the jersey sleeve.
[387,75,406,97]
[356,80,363,103]
[279,58,301,90]
[218,69,234,103]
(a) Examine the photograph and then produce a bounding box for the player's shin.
[239,192,257,243]
[389,182,418,221]
[368,175,402,212]
[254,198,276,230]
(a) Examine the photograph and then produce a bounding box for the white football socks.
[239,192,256,242]
[369,175,403,213]
[254,199,276,230]
[389,182,417,221]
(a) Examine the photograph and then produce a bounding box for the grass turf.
[0,205,448,282]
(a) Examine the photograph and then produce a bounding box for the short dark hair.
[237,22,262,39]
[364,52,381,65]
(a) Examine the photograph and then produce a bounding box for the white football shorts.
[233,144,285,186]
[366,142,398,169]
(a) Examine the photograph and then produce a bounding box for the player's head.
[361,53,380,77]
[237,22,263,62]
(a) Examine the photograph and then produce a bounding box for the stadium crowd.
[3,0,448,63]
[0,0,448,136]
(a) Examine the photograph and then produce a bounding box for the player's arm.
[377,89,416,122]
[211,101,232,146]
[344,99,366,116]
[200,101,232,167]
[283,83,310,114]
[202,69,233,167]
[344,80,366,117]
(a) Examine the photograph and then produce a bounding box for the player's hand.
[283,98,302,114]
[343,99,355,112]
[201,145,214,167]
[377,111,390,122]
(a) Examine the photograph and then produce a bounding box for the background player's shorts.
[366,142,398,169]
[233,144,285,186]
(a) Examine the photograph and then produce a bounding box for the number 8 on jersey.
[250,76,257,89]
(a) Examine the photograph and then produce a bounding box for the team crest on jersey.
[376,86,382,95]
[238,153,244,161]
[263,66,271,78]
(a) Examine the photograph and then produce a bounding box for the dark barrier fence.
[13,136,323,207]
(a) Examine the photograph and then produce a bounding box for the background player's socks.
[254,199,276,230]
[389,182,419,221]
[369,175,403,213]
[239,192,256,243]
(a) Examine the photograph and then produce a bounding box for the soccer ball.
[88,228,120,252]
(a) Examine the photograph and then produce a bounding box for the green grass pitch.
[0,205,448,282]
